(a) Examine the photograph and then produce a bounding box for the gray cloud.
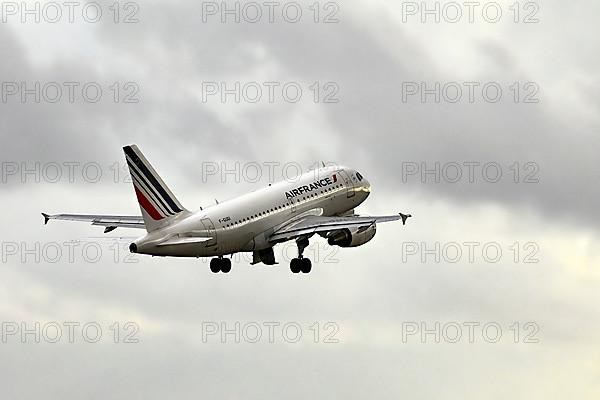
[79,0,600,229]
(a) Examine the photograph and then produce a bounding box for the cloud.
[1,1,599,398]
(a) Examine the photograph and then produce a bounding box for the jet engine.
[325,224,376,247]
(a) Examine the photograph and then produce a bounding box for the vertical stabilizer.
[123,145,188,232]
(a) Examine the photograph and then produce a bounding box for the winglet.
[41,213,50,225]
[399,213,412,225]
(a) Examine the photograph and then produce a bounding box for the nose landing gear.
[210,256,231,273]
[290,236,312,274]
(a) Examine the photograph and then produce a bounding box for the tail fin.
[123,145,188,232]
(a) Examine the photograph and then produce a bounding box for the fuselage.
[133,166,371,257]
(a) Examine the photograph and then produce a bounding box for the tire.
[210,258,220,273]
[290,258,301,273]
[300,258,312,273]
[221,258,232,273]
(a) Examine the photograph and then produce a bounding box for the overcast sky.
[1,0,599,398]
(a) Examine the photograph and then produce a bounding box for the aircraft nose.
[360,179,371,197]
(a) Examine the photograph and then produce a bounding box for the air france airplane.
[42,145,411,274]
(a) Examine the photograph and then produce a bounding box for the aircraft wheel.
[300,258,312,273]
[290,258,301,273]
[210,258,220,273]
[221,258,232,273]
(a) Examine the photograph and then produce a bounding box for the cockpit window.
[356,172,363,181]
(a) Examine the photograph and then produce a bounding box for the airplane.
[42,145,411,274]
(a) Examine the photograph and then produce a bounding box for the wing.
[42,213,145,232]
[269,212,411,242]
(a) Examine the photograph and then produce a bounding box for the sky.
[1,0,599,398]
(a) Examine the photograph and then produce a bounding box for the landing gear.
[210,257,231,273]
[291,257,311,273]
[290,236,312,274]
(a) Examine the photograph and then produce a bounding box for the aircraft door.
[291,198,297,213]
[201,218,217,247]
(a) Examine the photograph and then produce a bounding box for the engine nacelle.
[327,224,376,247]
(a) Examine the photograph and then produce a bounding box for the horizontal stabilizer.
[41,213,145,230]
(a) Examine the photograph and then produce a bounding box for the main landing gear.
[290,237,312,274]
[210,256,231,273]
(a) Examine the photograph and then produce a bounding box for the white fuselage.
[133,166,371,257]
